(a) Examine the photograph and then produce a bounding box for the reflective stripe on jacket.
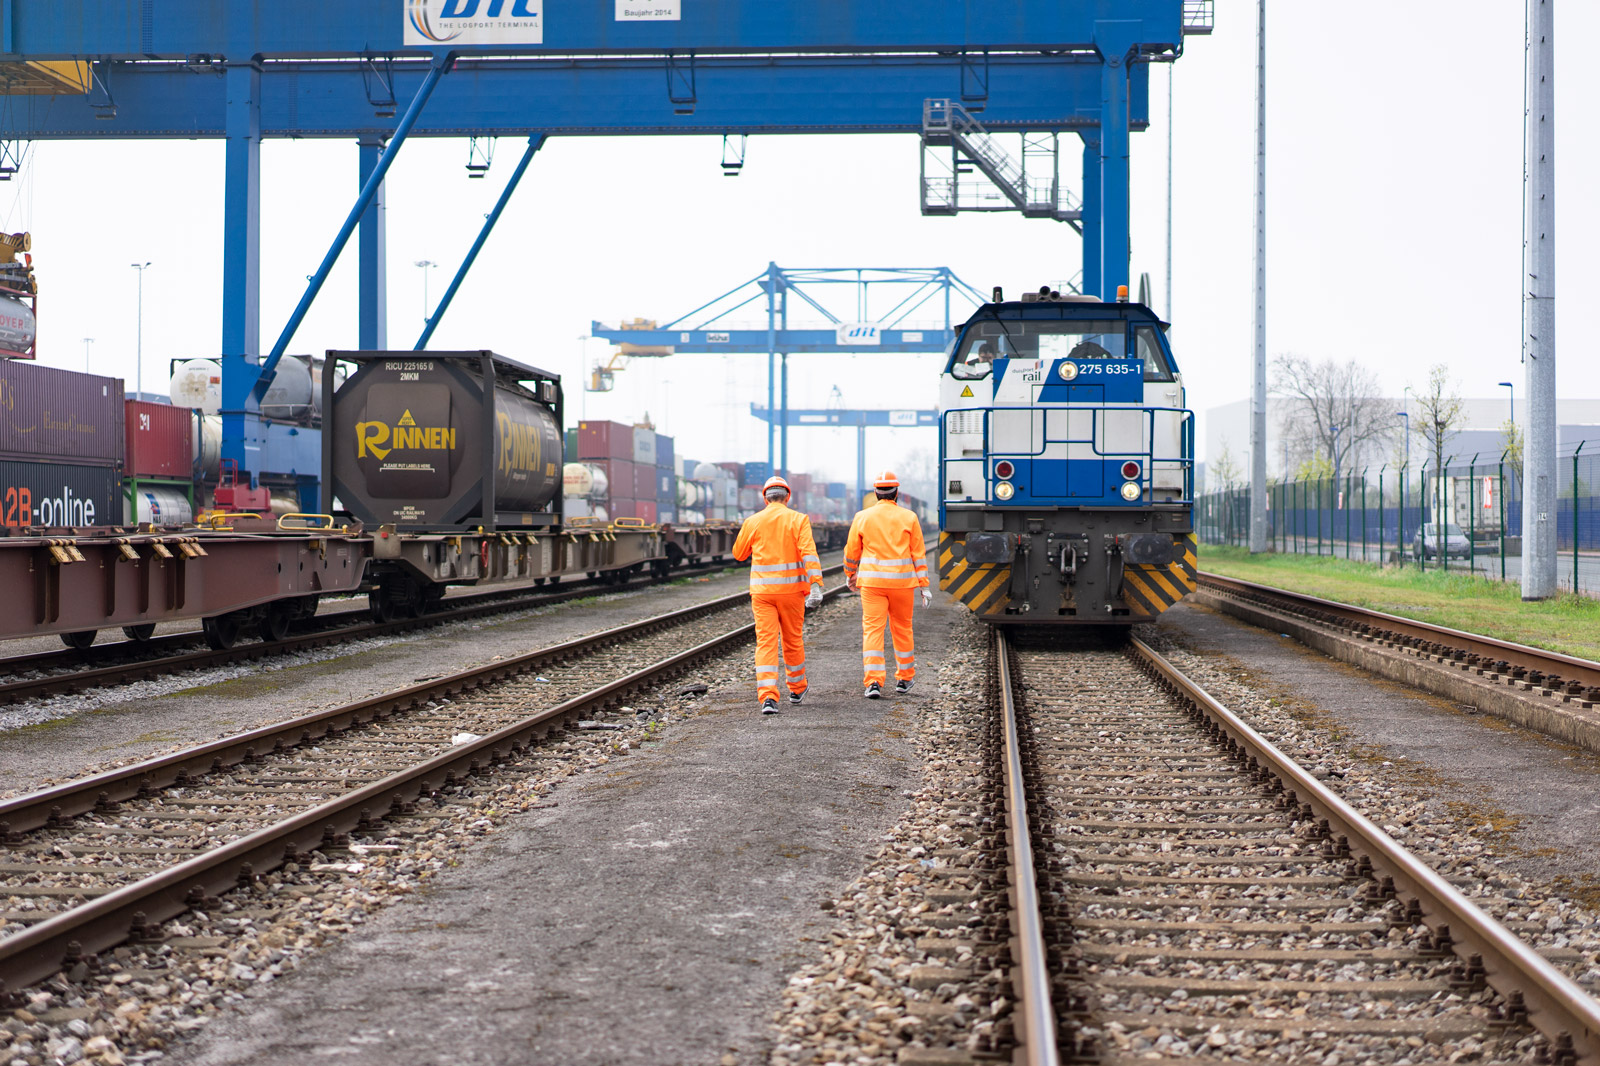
[733,500,825,597]
[844,498,929,589]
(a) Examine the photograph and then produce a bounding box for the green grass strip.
[1199,545,1600,662]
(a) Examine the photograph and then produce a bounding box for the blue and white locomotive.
[937,286,1195,622]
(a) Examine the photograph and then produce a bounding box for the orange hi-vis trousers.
[752,594,808,704]
[861,587,915,686]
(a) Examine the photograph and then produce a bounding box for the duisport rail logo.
[403,0,544,47]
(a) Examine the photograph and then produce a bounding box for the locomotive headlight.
[995,481,1015,501]
[1120,481,1142,502]
[1057,361,1079,381]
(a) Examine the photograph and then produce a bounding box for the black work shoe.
[788,691,803,705]
[864,682,882,700]
[761,699,781,715]
[895,679,914,695]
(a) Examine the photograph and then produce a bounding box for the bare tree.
[1271,354,1395,482]
[1413,363,1466,557]
[1210,436,1243,491]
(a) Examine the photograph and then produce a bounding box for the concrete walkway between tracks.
[164,592,954,1066]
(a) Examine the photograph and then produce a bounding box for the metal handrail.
[995,632,1060,1064]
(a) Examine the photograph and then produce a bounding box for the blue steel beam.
[3,2,1183,59]
[589,326,958,355]
[220,60,261,474]
[260,55,450,390]
[357,136,388,350]
[750,406,939,428]
[0,55,1148,139]
[416,133,545,350]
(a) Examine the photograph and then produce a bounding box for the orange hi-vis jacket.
[733,500,824,598]
[845,498,930,589]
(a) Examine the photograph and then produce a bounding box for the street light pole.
[1498,381,1515,424]
[1331,424,1342,488]
[130,262,151,398]
[1522,0,1556,600]
[413,260,437,326]
[81,337,94,373]
[1247,0,1268,553]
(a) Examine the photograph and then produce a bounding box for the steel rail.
[0,579,850,991]
[993,631,1061,1065]
[0,555,763,706]
[0,564,842,838]
[1130,634,1600,1066]
[1199,570,1600,689]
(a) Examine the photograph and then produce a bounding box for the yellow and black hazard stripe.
[1120,532,1197,618]
[937,531,1013,618]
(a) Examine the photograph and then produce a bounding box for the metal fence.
[1196,444,1600,596]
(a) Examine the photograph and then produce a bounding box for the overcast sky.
[9,1,1596,486]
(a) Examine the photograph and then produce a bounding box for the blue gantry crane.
[0,2,1206,481]
[748,403,940,507]
[591,264,983,473]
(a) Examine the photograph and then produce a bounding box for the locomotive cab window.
[949,319,1129,378]
[1133,325,1176,383]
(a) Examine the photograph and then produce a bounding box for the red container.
[0,361,124,464]
[578,420,632,461]
[587,459,634,499]
[715,461,744,483]
[125,400,193,479]
[634,499,658,525]
[607,498,638,520]
[633,463,655,501]
[791,473,813,492]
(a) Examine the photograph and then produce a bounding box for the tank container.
[326,350,563,531]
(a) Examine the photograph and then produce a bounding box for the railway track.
[1198,571,1600,705]
[0,570,844,992]
[988,628,1600,1065]
[0,555,763,707]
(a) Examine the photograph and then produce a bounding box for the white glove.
[919,588,932,609]
[805,585,823,609]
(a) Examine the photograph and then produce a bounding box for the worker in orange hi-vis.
[732,475,825,715]
[844,470,931,699]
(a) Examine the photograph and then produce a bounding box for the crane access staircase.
[919,99,1082,226]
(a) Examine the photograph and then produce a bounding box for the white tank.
[692,462,725,482]
[676,477,709,508]
[591,504,609,522]
[679,508,705,525]
[169,359,222,414]
[583,463,610,498]
[131,486,194,526]
[194,415,221,479]
[259,356,315,421]
[269,494,300,517]
[563,462,595,498]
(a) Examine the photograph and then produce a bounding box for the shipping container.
[654,433,674,472]
[564,497,594,520]
[125,399,194,478]
[608,499,641,520]
[716,461,744,484]
[325,350,562,531]
[655,469,674,502]
[791,473,813,493]
[0,360,125,464]
[564,427,579,461]
[633,463,655,501]
[631,425,657,466]
[827,482,847,499]
[744,461,773,486]
[634,499,658,525]
[0,458,120,528]
[682,458,699,478]
[578,420,632,461]
[587,459,634,501]
[657,505,676,525]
